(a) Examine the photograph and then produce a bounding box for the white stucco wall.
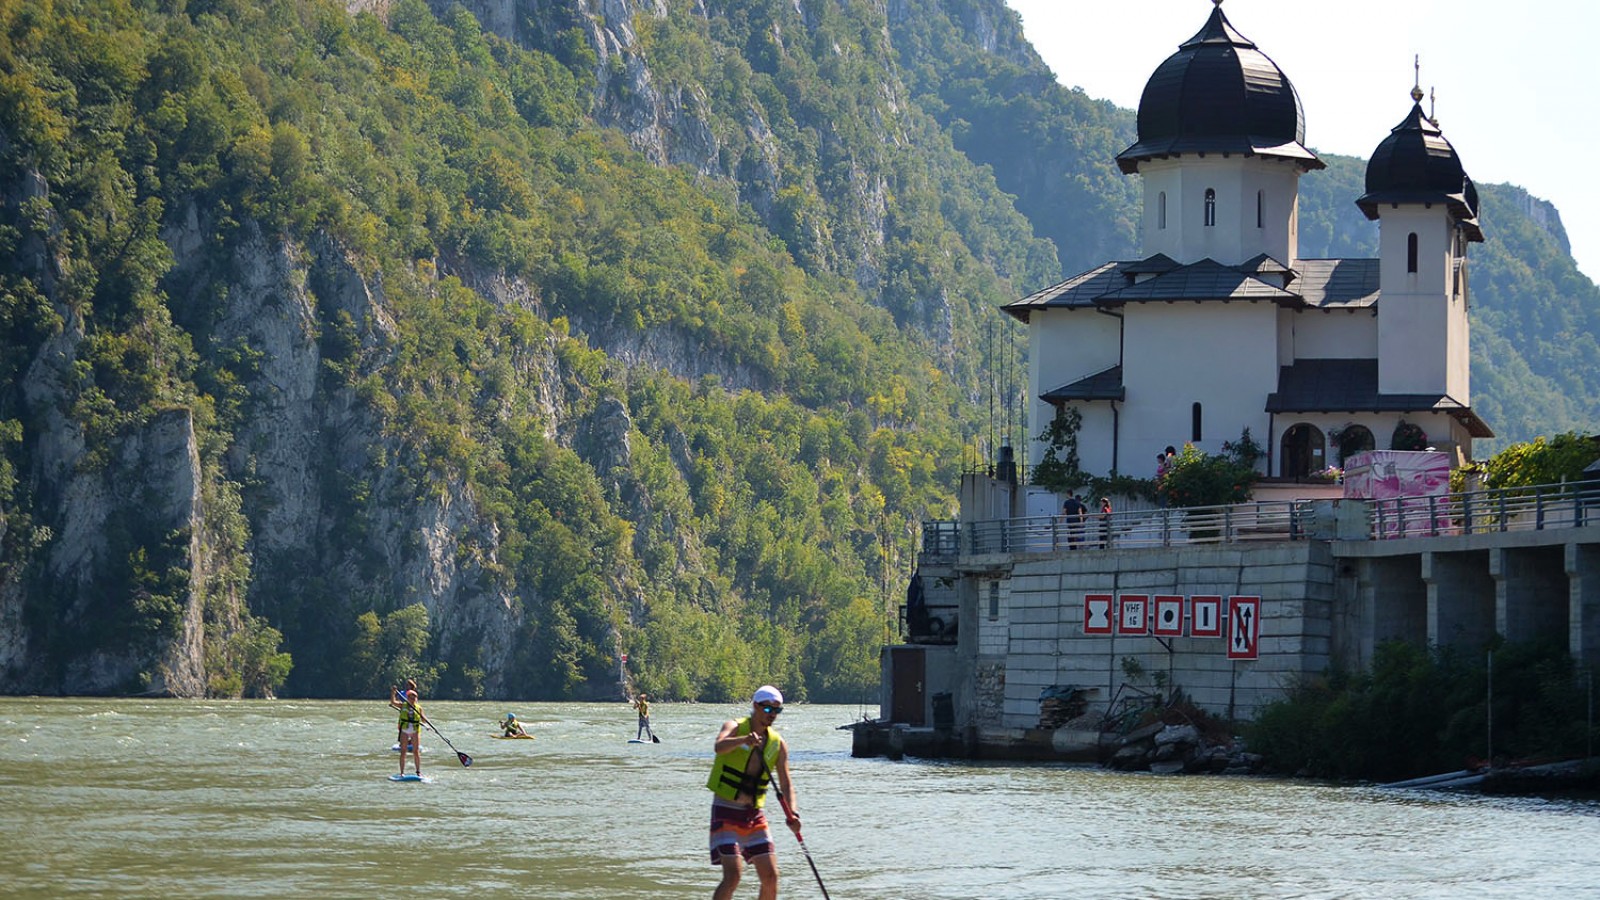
[1377,207,1466,397]
[1138,156,1303,266]
[1278,306,1379,362]
[1120,301,1279,462]
[1025,307,1121,470]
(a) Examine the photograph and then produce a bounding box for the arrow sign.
[1227,596,1261,660]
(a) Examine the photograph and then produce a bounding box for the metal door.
[890,647,926,725]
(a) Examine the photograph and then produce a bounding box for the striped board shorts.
[709,800,773,865]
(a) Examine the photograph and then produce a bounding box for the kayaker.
[501,713,528,737]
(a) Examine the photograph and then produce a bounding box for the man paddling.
[632,692,656,742]
[707,685,800,900]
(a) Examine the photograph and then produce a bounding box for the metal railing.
[1370,480,1600,539]
[919,479,1600,556]
[934,500,1310,556]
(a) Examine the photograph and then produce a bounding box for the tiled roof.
[1042,366,1124,403]
[1097,258,1302,305]
[1006,256,1381,319]
[1003,262,1125,321]
[1266,358,1493,437]
[1292,259,1380,308]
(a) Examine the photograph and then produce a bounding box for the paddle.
[423,716,474,768]
[400,694,472,767]
[750,732,831,899]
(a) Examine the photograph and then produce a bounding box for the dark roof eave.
[1116,140,1326,175]
[1264,397,1495,439]
[1354,192,1485,241]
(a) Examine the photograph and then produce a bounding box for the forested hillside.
[0,0,1593,701]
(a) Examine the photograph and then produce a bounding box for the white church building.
[1004,1,1493,482]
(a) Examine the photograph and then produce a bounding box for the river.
[2,698,1597,898]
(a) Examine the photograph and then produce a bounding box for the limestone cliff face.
[165,212,528,696]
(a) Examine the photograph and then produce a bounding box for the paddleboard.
[389,773,430,783]
[627,738,651,744]
[493,733,536,740]
[391,744,425,753]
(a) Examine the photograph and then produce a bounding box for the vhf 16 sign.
[1083,593,1259,660]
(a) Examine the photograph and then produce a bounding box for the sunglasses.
[760,705,784,716]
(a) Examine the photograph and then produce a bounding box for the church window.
[1407,233,1418,273]
[1204,189,1216,227]
[1191,402,1203,442]
[1158,191,1166,230]
[1256,190,1264,228]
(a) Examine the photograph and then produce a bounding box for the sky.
[1003,0,1599,280]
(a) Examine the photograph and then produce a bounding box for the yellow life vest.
[706,717,782,807]
[398,699,422,729]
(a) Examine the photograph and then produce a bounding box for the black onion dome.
[1356,102,1483,241]
[1116,3,1322,175]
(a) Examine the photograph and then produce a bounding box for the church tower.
[1357,83,1483,403]
[1115,0,1323,266]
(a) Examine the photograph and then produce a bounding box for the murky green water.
[2,698,1597,898]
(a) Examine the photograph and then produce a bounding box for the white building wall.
[1024,308,1121,470]
[1377,207,1460,396]
[1278,307,1379,362]
[1138,157,1303,266]
[1120,301,1279,463]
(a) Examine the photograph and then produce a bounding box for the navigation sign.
[1227,595,1261,660]
[1152,594,1184,636]
[1084,593,1113,635]
[1190,595,1223,638]
[1118,594,1149,635]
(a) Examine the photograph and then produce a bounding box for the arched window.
[1204,188,1216,227]
[1407,232,1419,273]
[1334,425,1376,465]
[1191,402,1203,442]
[1158,191,1167,230]
[1280,423,1327,478]
[1256,189,1264,228]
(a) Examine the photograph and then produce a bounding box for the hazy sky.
[1004,0,1598,279]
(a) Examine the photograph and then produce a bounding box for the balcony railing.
[920,480,1600,556]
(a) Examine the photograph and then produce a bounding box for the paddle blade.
[457,751,473,767]
[651,735,661,744]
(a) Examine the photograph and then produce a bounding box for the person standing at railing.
[1099,497,1113,548]
[1061,493,1088,549]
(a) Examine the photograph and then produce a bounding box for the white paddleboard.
[389,773,430,783]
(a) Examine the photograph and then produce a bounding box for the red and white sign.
[1227,596,1261,660]
[1117,595,1149,635]
[1084,593,1113,635]
[1190,595,1223,638]
[1152,595,1184,636]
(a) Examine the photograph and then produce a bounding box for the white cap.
[752,685,783,705]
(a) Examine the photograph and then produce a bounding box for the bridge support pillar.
[1492,546,1568,645]
[1569,544,1600,668]
[1424,550,1494,651]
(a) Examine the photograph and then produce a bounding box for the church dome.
[1356,99,1483,241]
[1116,2,1322,175]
